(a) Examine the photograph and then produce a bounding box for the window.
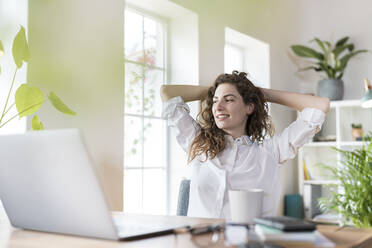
[124,9,167,215]
[224,27,270,89]
[224,43,244,73]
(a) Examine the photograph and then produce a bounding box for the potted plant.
[318,141,372,228]
[291,37,369,100]
[0,26,76,130]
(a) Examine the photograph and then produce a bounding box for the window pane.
[125,63,143,115]
[144,68,163,117]
[125,10,143,62]
[143,169,166,215]
[144,17,164,68]
[124,116,142,167]
[124,169,143,213]
[143,118,165,167]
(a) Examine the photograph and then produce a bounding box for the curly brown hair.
[188,71,274,162]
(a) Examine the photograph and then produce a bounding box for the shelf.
[339,141,368,147]
[298,100,371,200]
[330,100,361,108]
[304,141,368,147]
[304,142,337,147]
[303,180,339,185]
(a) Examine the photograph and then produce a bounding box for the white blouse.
[163,96,325,219]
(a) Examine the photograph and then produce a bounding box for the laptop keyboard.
[113,217,181,237]
[116,224,152,233]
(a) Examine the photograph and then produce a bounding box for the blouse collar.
[224,135,253,145]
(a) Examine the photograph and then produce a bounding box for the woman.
[161,71,329,219]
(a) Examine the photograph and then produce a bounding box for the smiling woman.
[160,70,330,219]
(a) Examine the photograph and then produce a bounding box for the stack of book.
[254,224,334,247]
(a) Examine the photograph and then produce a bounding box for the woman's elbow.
[321,97,331,113]
[160,85,169,102]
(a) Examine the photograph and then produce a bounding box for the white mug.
[228,188,264,223]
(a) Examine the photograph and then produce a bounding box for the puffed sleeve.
[264,108,326,164]
[162,96,201,152]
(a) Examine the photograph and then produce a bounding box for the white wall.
[28,0,125,210]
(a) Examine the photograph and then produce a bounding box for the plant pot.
[351,128,363,141]
[317,79,344,100]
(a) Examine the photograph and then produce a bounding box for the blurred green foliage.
[0,25,76,130]
[318,141,372,228]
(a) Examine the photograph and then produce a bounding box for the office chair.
[176,179,190,216]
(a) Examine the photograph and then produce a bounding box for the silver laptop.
[0,129,187,240]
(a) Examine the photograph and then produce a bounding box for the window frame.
[124,6,170,215]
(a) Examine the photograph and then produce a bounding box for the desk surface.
[0,213,371,248]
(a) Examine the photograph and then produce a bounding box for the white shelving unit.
[297,100,372,219]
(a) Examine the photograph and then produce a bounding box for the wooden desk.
[0,213,225,248]
[0,213,371,248]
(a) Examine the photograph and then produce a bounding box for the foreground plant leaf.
[12,25,30,68]
[0,40,4,57]
[31,115,44,130]
[0,41,3,75]
[15,84,44,118]
[47,92,76,115]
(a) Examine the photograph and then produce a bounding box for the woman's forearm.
[260,88,330,113]
[160,85,209,102]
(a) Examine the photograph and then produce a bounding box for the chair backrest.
[176,179,190,216]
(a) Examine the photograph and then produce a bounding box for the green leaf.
[332,44,354,59]
[15,84,44,118]
[324,41,332,48]
[348,44,355,52]
[31,115,44,130]
[335,36,349,47]
[325,143,372,227]
[12,25,30,68]
[291,45,324,60]
[0,41,3,75]
[297,66,317,72]
[0,40,4,57]
[316,62,332,78]
[311,37,327,54]
[47,92,76,116]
